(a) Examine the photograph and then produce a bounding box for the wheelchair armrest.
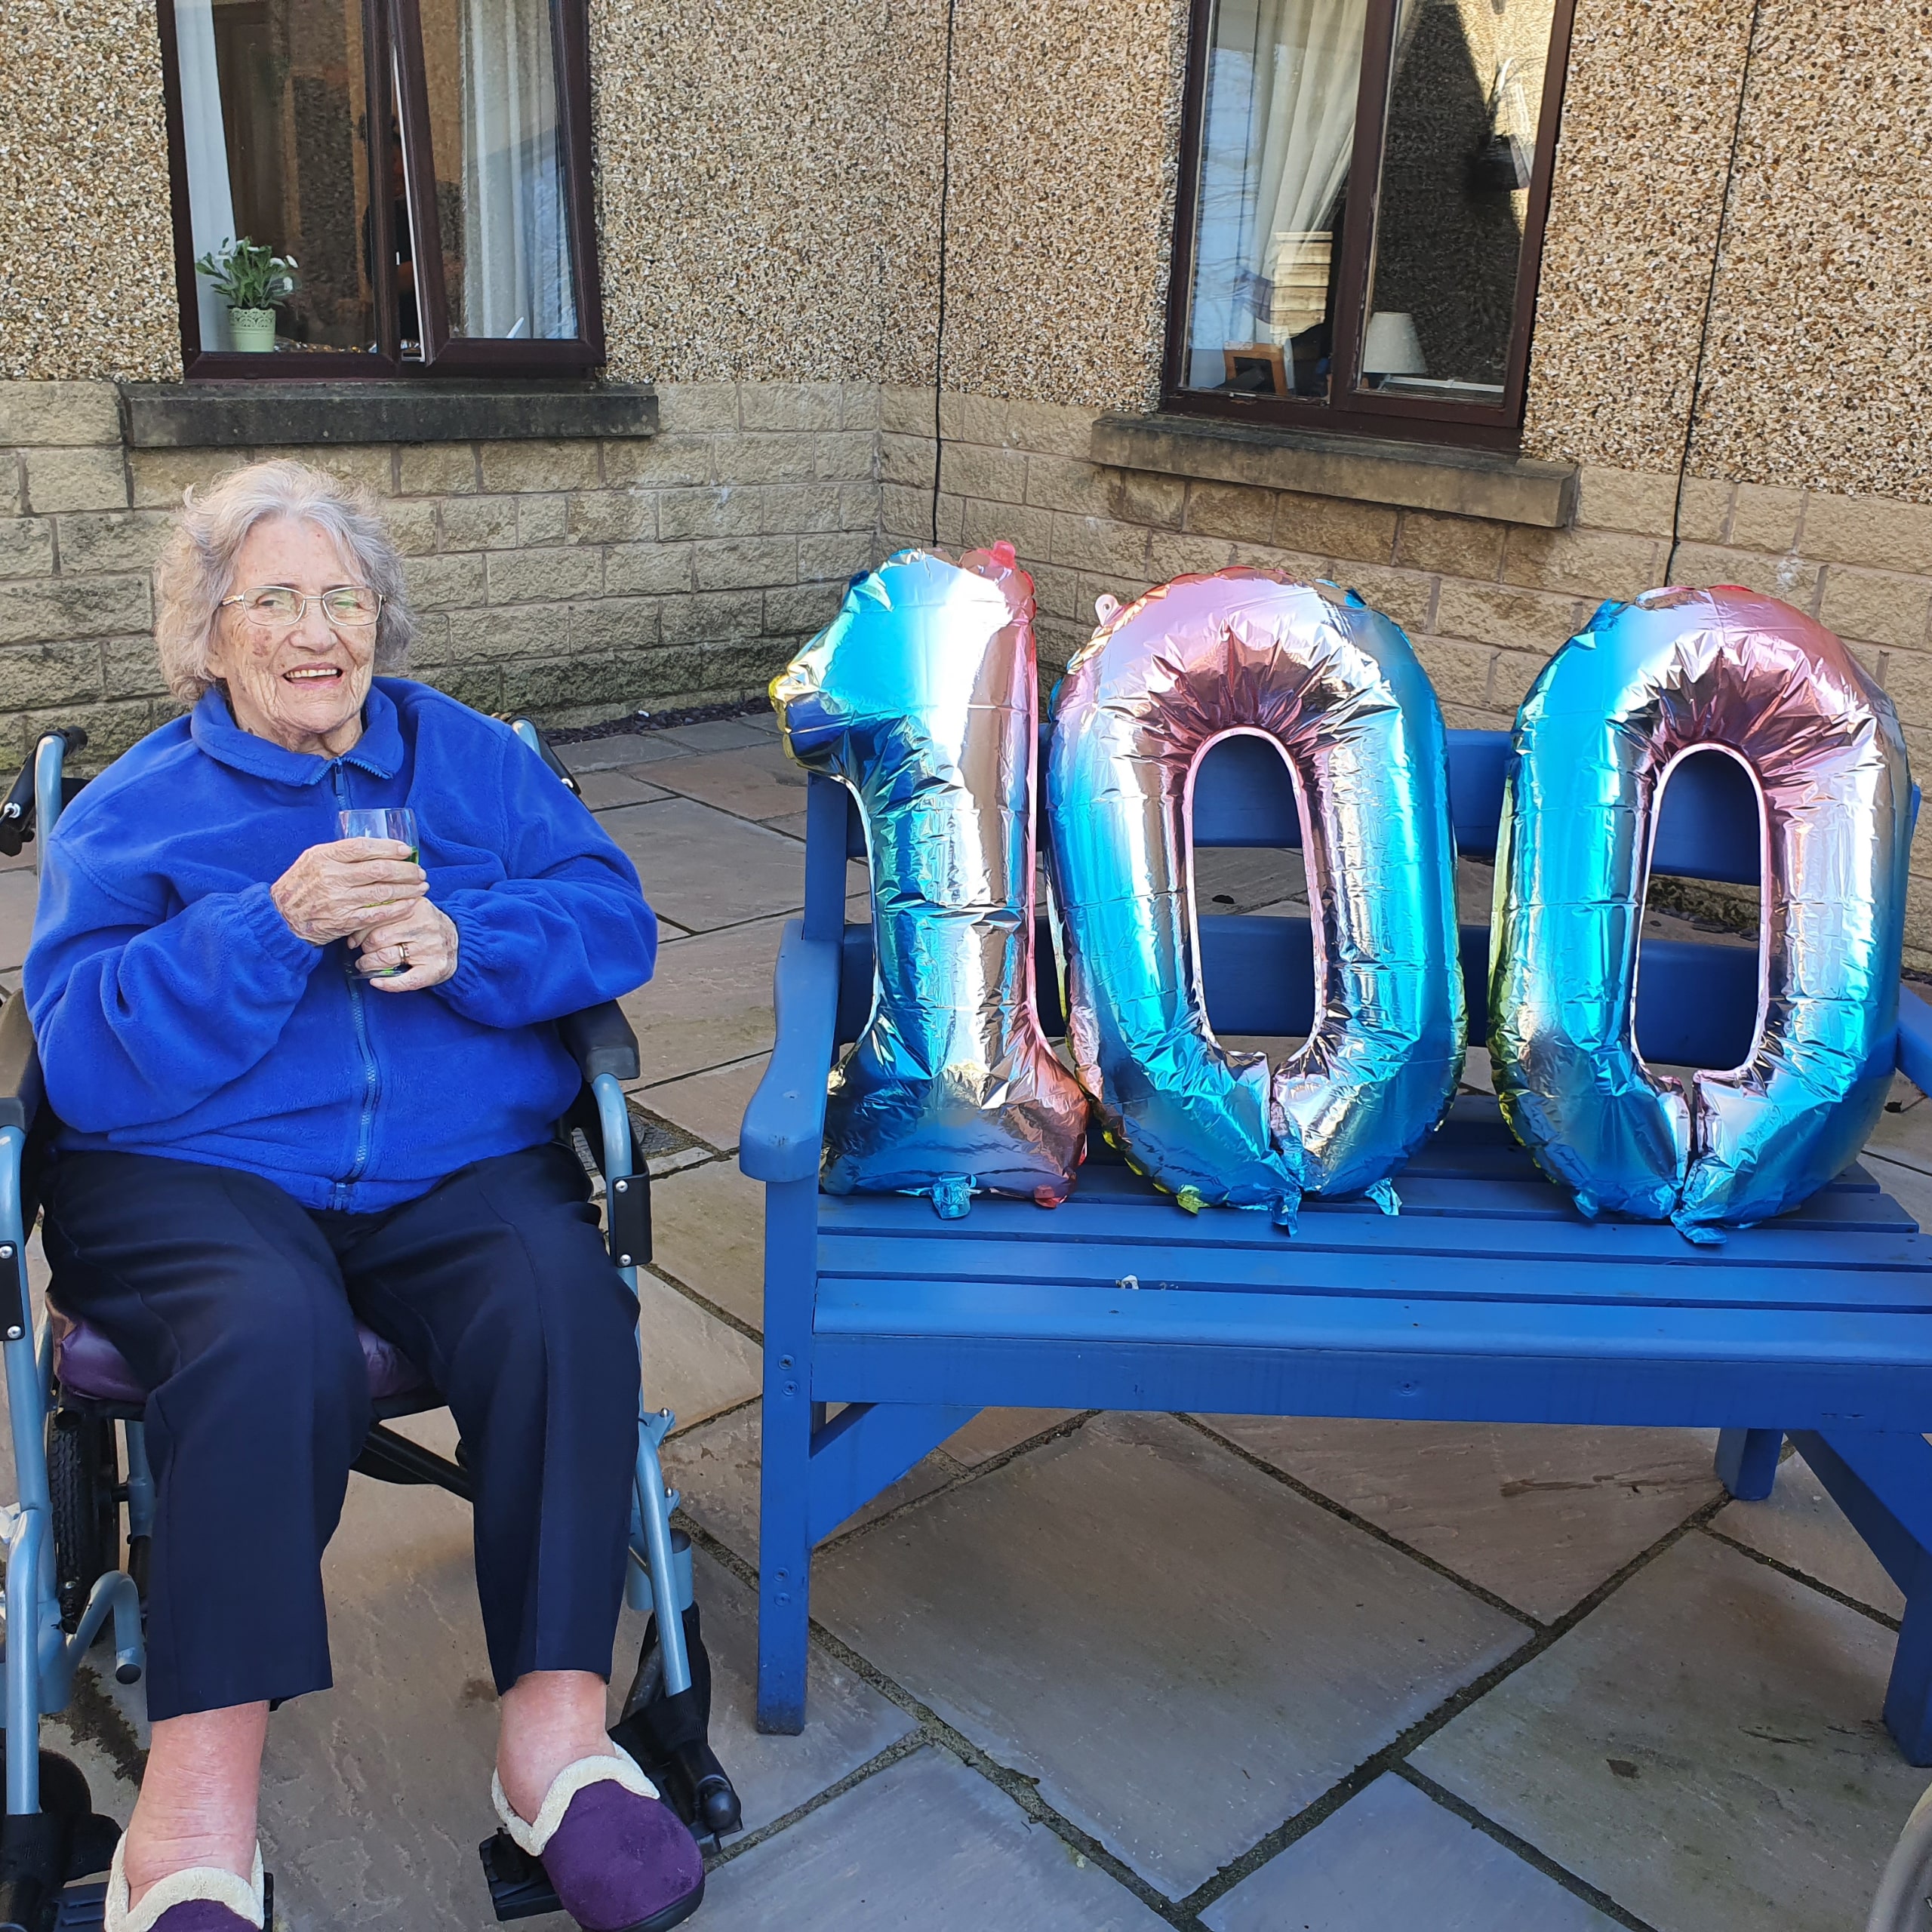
[1899,985,1932,1099]
[558,1001,640,1083]
[740,919,841,1185]
[0,991,42,1133]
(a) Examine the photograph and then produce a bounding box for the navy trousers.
[40,1141,641,1723]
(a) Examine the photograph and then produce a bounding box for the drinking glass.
[337,808,420,975]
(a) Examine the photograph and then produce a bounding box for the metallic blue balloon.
[771,545,1088,1215]
[1490,586,1912,1238]
[1047,569,1466,1224]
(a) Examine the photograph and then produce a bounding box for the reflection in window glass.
[1358,0,1554,400]
[1180,0,1370,401]
[414,0,580,341]
[175,0,377,352]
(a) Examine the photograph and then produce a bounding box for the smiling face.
[207,515,377,758]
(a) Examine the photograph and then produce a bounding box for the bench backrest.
[806,727,1770,1071]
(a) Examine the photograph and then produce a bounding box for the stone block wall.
[0,378,880,766]
[881,386,1932,971]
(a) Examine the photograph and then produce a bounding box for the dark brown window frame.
[155,0,605,380]
[1161,0,1577,451]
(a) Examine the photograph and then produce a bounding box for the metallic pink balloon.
[1490,585,1912,1238]
[771,544,1089,1217]
[1047,568,1466,1223]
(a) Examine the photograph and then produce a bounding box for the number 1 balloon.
[1489,585,1912,1239]
[771,544,1088,1217]
[1047,568,1466,1225]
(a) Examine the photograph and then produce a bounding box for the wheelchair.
[0,723,740,1930]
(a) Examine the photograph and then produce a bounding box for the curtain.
[1187,0,1367,388]
[173,0,240,349]
[458,0,577,340]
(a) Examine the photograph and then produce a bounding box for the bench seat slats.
[817,1226,1932,1310]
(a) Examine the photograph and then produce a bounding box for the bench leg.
[757,1180,817,1736]
[1715,1428,1782,1500]
[1886,1571,1932,1767]
[1792,1431,1932,1766]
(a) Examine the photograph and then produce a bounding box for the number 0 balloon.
[1490,586,1912,1239]
[771,544,1088,1216]
[1047,569,1466,1224]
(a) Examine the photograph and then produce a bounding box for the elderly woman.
[24,461,703,1932]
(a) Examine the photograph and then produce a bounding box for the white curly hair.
[152,459,414,706]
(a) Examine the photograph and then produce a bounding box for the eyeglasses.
[220,585,384,630]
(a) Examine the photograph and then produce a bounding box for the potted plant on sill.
[192,237,298,352]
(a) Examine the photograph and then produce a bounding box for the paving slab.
[636,1054,768,1155]
[257,1436,510,1930]
[942,1408,1072,1467]
[651,1158,765,1332]
[1411,1532,1927,1932]
[620,914,786,1085]
[698,1746,1172,1930]
[599,798,804,934]
[1201,1416,1721,1621]
[1193,845,1305,915]
[636,1266,761,1435]
[1865,1148,1932,1230]
[0,866,39,973]
[1710,1456,1906,1618]
[1201,1772,1620,1932]
[662,1401,954,1567]
[654,718,773,754]
[574,767,670,811]
[1866,1080,1932,1171]
[561,730,688,771]
[672,1546,915,1837]
[648,743,812,823]
[812,1411,1527,1900]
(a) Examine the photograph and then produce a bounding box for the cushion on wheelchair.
[48,1303,432,1407]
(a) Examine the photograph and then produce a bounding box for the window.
[157,0,601,376]
[1165,0,1574,445]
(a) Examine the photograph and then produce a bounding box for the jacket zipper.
[330,763,380,1207]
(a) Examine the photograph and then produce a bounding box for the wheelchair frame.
[0,722,730,1930]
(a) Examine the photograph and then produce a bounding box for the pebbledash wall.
[5,0,1932,952]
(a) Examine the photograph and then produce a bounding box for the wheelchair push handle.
[0,727,88,857]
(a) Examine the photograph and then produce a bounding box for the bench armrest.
[1900,986,1932,1098]
[0,992,41,1134]
[558,1001,640,1083]
[740,919,841,1185]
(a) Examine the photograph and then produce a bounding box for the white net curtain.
[1186,0,1367,389]
[454,0,577,340]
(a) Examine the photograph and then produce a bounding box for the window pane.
[411,0,580,341]
[1357,0,1555,401]
[175,0,377,353]
[1179,0,1370,401]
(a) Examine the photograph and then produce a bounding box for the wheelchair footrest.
[480,1831,563,1923]
[50,1880,106,1929]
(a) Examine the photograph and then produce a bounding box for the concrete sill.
[118,380,657,450]
[1091,412,1577,529]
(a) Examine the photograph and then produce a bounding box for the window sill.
[118,380,657,450]
[1090,413,1577,529]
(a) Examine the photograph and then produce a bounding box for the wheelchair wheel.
[48,1411,118,1634]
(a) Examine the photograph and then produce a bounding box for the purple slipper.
[104,1839,266,1932]
[493,1756,703,1932]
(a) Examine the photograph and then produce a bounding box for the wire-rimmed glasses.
[219,585,384,630]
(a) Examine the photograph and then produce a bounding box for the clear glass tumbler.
[337,808,420,975]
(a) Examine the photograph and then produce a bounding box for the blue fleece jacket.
[24,679,657,1211]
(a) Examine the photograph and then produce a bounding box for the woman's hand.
[272,838,426,946]
[352,897,459,991]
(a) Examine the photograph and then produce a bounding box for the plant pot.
[227,307,278,353]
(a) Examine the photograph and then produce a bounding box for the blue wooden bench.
[740,728,1932,1751]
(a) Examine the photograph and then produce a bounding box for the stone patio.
[4,710,1929,1931]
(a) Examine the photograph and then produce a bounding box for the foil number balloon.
[1490,586,1912,1239]
[1048,569,1466,1225]
[771,544,1088,1216]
